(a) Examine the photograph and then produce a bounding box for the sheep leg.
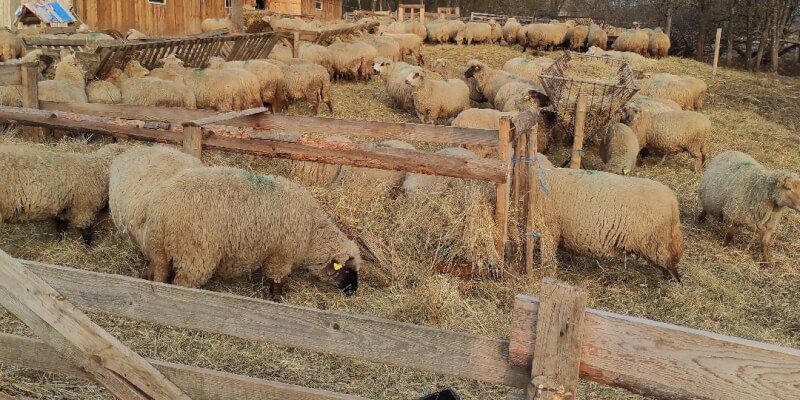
[80,227,94,247]
[54,218,69,241]
[269,278,285,302]
[146,250,173,283]
[760,228,772,263]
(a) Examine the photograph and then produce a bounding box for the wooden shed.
[268,0,343,21]
[71,0,232,37]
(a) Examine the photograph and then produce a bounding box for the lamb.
[405,69,470,124]
[698,151,800,263]
[600,123,640,175]
[502,57,554,85]
[109,146,203,252]
[619,96,682,147]
[380,32,424,65]
[290,136,352,186]
[201,17,233,32]
[619,109,710,172]
[142,167,361,302]
[374,58,421,111]
[464,59,530,107]
[0,30,22,62]
[502,18,522,45]
[587,24,608,50]
[281,62,333,114]
[568,25,589,51]
[455,22,493,45]
[535,156,684,281]
[430,58,485,104]
[649,28,670,59]
[86,79,122,104]
[612,28,650,56]
[0,143,127,245]
[299,43,335,77]
[38,53,89,104]
[637,73,707,110]
[427,20,464,44]
[215,58,286,111]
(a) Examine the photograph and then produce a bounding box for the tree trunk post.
[182,124,203,160]
[231,0,245,33]
[713,28,722,77]
[524,127,539,275]
[569,95,587,170]
[665,2,673,37]
[20,64,45,142]
[495,116,513,265]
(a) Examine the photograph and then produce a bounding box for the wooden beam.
[495,117,513,261]
[527,279,587,400]
[182,125,203,159]
[0,333,367,400]
[21,260,530,389]
[0,252,190,400]
[569,95,587,169]
[185,106,269,127]
[712,28,722,77]
[19,64,44,142]
[510,294,800,400]
[524,128,538,275]
[0,64,22,86]
[40,101,215,123]
[231,0,245,33]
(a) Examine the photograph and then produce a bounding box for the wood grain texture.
[182,125,203,159]
[19,64,43,142]
[40,101,214,123]
[528,279,587,400]
[0,333,366,400]
[73,0,230,36]
[21,260,530,389]
[495,117,513,260]
[187,107,269,126]
[0,252,189,400]
[0,65,21,86]
[569,95,587,169]
[512,294,800,400]
[509,297,541,368]
[524,129,538,274]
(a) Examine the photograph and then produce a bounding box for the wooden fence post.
[232,0,245,33]
[526,278,588,400]
[569,95,588,169]
[182,124,203,159]
[292,31,301,58]
[495,117,512,264]
[20,64,44,142]
[524,128,539,275]
[0,250,191,400]
[712,28,722,77]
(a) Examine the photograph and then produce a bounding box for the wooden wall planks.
[73,0,230,37]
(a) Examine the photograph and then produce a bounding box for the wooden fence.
[0,254,798,399]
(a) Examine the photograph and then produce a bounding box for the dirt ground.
[0,43,799,400]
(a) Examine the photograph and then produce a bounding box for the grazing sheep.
[0,144,127,245]
[600,123,640,175]
[109,146,203,252]
[299,43,335,77]
[587,24,608,50]
[86,80,122,104]
[638,73,707,110]
[380,32,424,65]
[699,151,800,263]
[181,61,262,111]
[374,58,420,111]
[351,40,378,81]
[142,167,361,301]
[403,148,479,194]
[109,62,196,109]
[465,59,530,107]
[612,28,650,56]
[568,25,589,51]
[363,36,401,63]
[290,136,352,186]
[524,21,575,51]
[281,62,333,114]
[207,56,263,103]
[495,81,549,112]
[201,17,233,32]
[217,58,286,111]
[619,96,682,147]
[328,41,364,81]
[586,46,648,64]
[455,22,492,45]
[502,18,522,45]
[535,157,684,281]
[0,30,22,62]
[649,28,670,59]
[489,20,503,44]
[38,53,89,104]
[502,57,554,84]
[268,44,294,62]
[427,20,464,44]
[620,109,710,172]
[405,70,470,124]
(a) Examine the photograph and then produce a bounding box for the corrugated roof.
[16,1,78,24]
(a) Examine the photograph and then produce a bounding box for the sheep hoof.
[81,228,94,247]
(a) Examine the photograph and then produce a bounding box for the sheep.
[109,146,203,252]
[427,20,464,44]
[126,29,148,40]
[619,109,710,172]
[265,16,307,31]
[637,73,707,110]
[587,24,608,50]
[0,30,22,62]
[336,140,416,191]
[524,21,575,51]
[299,43,335,77]
[516,24,533,50]
[451,108,515,158]
[698,151,800,263]
[0,51,43,107]
[502,18,522,45]
[67,32,115,41]
[86,80,122,104]
[386,20,426,40]
[568,25,589,51]
[142,167,361,302]
[108,62,196,109]
[501,57,554,85]
[201,17,233,32]
[268,44,294,62]
[374,58,420,111]
[405,69,470,124]
[455,22,493,45]
[363,36,401,63]
[430,58,485,104]
[216,58,286,111]
[380,32,424,65]
[290,136,352,186]
[281,62,333,114]
[612,29,650,56]
[586,46,647,64]
[619,96,682,147]
[38,53,88,104]
[0,143,127,246]
[178,61,262,111]
[494,81,549,113]
[207,56,263,103]
[534,156,684,282]
[600,123,640,175]
[351,40,378,81]
[649,28,670,59]
[464,59,530,107]
[328,41,364,81]
[489,19,503,44]
[402,148,479,194]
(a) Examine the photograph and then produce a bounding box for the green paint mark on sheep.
[242,171,276,190]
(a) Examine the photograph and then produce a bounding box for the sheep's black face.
[326,257,359,297]
[464,65,479,78]
[528,90,551,108]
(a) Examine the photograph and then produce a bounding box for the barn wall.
[300,0,342,21]
[269,0,302,15]
[1,0,23,29]
[73,0,229,37]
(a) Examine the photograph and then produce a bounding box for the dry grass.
[1,44,800,400]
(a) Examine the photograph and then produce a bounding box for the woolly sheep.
[612,29,650,56]
[403,148,479,194]
[109,146,203,252]
[142,167,361,301]
[299,43,335,77]
[534,155,684,281]
[180,61,261,111]
[268,44,294,62]
[265,16,308,31]
[109,62,196,109]
[495,81,550,113]
[586,46,647,64]
[429,58,484,103]
[638,73,707,110]
[455,22,492,45]
[351,40,379,81]
[86,80,122,104]
[216,58,286,111]
[207,56,263,103]
[600,123,640,175]
[465,59,530,107]
[516,25,533,49]
[567,25,589,51]
[502,18,522,45]
[502,57,554,85]
[524,21,574,51]
[587,24,608,50]
[327,41,364,81]
[619,96,682,147]
[380,32,424,65]
[38,53,88,104]
[452,108,515,158]
[489,20,502,44]
[620,109,710,172]
[0,143,127,245]
[363,36,401,63]
[427,20,464,44]
[289,135,352,187]
[649,28,670,59]
[281,62,333,114]
[699,151,800,262]
[405,69,470,124]
[336,140,416,191]
[0,30,22,62]
[201,17,233,32]
[374,58,420,111]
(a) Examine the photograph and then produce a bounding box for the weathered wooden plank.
[182,125,203,159]
[186,107,269,127]
[0,333,367,400]
[19,64,44,142]
[527,279,587,400]
[0,251,190,400]
[509,296,541,367]
[0,64,22,86]
[511,294,800,400]
[495,117,513,260]
[21,260,529,389]
[40,101,214,123]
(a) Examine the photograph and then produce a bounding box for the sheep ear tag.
[333,262,343,271]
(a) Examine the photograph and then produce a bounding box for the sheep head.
[307,256,360,297]
[405,70,424,87]
[124,60,149,78]
[617,104,641,125]
[464,60,485,79]
[372,57,393,75]
[524,89,551,108]
[776,174,800,212]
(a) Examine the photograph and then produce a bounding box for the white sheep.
[620,109,710,172]
[587,24,608,50]
[430,58,485,104]
[600,123,640,175]
[638,73,707,110]
[0,30,22,62]
[502,57,554,85]
[612,28,650,56]
[465,59,531,107]
[108,62,196,109]
[374,58,420,111]
[38,53,88,104]
[649,28,670,59]
[502,18,522,45]
[380,32,424,65]
[299,43,335,77]
[405,69,470,124]
[281,62,333,114]
[215,58,286,112]
[427,20,464,44]
[86,80,122,104]
[455,22,493,45]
